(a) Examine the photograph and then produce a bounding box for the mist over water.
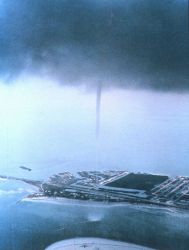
[1,77,189,179]
[0,0,188,180]
[0,2,188,250]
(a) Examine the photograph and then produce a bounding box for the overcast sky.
[0,0,188,90]
[0,1,189,177]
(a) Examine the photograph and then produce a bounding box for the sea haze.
[0,1,188,250]
[0,0,188,179]
[0,77,189,178]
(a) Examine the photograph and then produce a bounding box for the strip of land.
[1,171,189,210]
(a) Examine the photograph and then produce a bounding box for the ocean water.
[1,84,189,249]
[1,84,189,179]
[0,179,189,250]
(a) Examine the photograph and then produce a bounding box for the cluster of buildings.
[1,171,189,210]
[38,171,189,209]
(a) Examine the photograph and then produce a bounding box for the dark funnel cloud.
[0,0,188,90]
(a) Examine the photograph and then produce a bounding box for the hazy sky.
[0,78,189,178]
[0,1,189,178]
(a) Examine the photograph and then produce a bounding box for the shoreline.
[21,195,184,213]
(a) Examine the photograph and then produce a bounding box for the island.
[1,171,189,210]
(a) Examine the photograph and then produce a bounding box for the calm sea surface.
[0,180,189,250]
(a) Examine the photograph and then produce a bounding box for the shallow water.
[0,180,189,250]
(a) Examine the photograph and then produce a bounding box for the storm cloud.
[0,0,188,90]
